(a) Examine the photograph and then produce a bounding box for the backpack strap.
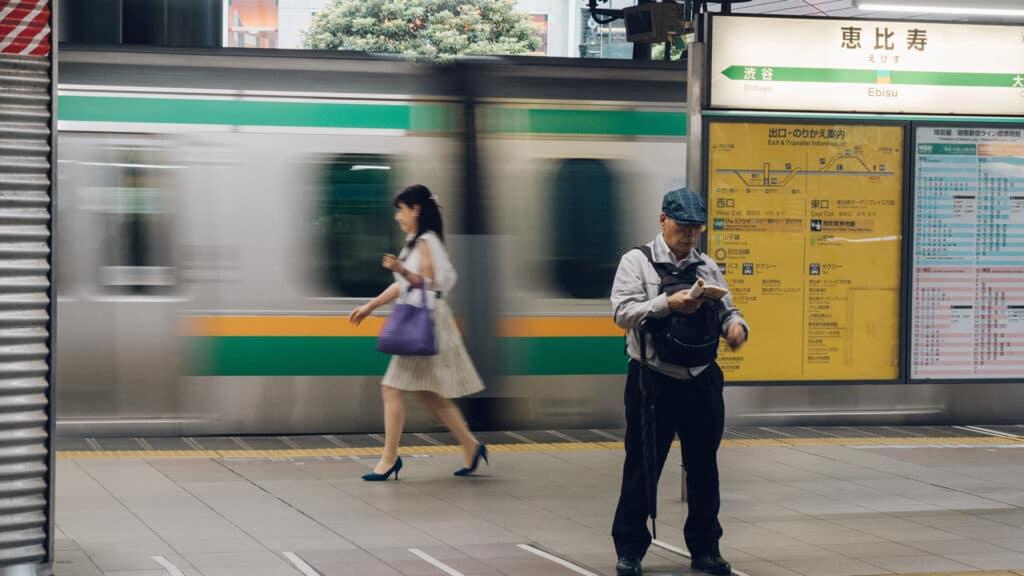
[633,245,675,280]
[634,244,655,264]
[633,245,708,280]
[630,245,664,365]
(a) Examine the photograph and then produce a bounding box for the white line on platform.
[652,540,752,576]
[546,430,579,442]
[415,432,444,446]
[853,442,1024,449]
[151,556,185,576]
[183,437,205,450]
[409,548,465,576]
[283,552,321,576]
[323,434,348,448]
[589,428,622,441]
[280,437,303,450]
[957,425,1022,439]
[516,544,599,576]
[504,431,536,444]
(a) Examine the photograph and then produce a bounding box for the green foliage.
[303,0,541,60]
[651,37,687,62]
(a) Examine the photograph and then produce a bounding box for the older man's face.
[660,214,703,258]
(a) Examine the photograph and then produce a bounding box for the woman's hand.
[349,305,372,326]
[382,254,403,272]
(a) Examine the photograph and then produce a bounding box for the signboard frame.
[705,13,1024,117]
[908,120,1024,383]
[701,114,913,386]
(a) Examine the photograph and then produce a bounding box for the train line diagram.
[715,151,897,188]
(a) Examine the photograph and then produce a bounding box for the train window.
[99,151,176,295]
[549,158,620,299]
[317,154,400,297]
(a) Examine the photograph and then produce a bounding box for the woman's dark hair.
[394,184,444,246]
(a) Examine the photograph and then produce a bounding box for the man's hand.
[725,322,747,350]
[667,291,703,315]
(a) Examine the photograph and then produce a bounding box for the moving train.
[54,46,1023,436]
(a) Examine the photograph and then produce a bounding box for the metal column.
[0,0,56,573]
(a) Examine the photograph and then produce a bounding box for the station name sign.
[709,15,1024,115]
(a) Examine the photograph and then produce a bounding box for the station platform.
[54,425,1024,576]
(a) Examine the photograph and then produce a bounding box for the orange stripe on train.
[182,316,623,338]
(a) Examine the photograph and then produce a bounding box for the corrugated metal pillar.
[0,0,56,574]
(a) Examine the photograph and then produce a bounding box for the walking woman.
[349,184,487,481]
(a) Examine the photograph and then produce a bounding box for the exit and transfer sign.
[709,15,1024,115]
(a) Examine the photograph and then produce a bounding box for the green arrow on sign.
[722,65,1024,88]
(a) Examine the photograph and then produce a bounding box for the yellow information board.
[707,122,904,381]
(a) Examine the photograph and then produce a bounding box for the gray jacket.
[611,234,749,380]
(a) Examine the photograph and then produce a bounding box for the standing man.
[611,188,748,576]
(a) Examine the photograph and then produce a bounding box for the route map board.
[707,122,904,381]
[911,126,1024,380]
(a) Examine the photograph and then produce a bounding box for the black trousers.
[612,360,726,560]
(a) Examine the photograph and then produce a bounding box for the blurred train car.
[54,47,1024,437]
[56,47,468,435]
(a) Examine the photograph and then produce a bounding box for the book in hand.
[688,278,729,301]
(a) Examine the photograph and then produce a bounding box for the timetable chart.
[912,126,1024,379]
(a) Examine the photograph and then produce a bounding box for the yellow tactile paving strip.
[873,572,1024,576]
[55,435,1024,460]
[724,436,1024,447]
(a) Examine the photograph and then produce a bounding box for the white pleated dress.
[380,231,485,399]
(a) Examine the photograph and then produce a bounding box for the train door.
[478,101,687,428]
[175,126,462,434]
[57,134,184,428]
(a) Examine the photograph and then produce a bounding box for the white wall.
[278,0,330,49]
[515,0,573,57]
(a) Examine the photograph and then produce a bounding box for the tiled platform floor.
[54,426,1024,576]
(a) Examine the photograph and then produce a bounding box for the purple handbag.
[377,287,437,356]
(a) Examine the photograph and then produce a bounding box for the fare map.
[708,122,904,381]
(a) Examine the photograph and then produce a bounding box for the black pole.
[47,3,59,571]
[637,322,659,539]
[455,61,498,428]
[632,0,653,61]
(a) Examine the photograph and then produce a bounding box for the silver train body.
[54,47,1023,436]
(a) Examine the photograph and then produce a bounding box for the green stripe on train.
[502,337,628,375]
[485,108,687,137]
[57,95,686,136]
[187,336,628,376]
[58,96,456,131]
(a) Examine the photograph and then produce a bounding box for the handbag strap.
[406,286,426,307]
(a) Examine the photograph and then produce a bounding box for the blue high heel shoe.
[454,444,488,476]
[362,456,403,481]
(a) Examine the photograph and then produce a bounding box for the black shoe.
[615,556,642,576]
[690,552,731,575]
[454,444,488,476]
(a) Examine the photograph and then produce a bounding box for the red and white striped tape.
[0,0,51,56]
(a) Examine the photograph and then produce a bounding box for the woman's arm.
[349,282,400,325]
[392,239,434,289]
[367,282,401,309]
[414,239,434,288]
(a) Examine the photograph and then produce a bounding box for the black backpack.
[634,245,722,368]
